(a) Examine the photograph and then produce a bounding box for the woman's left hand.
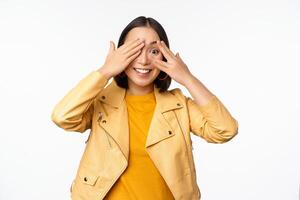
[152,40,193,86]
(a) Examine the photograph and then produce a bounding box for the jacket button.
[168,130,172,135]
[101,96,106,99]
[102,120,106,123]
[177,103,181,106]
[84,177,88,182]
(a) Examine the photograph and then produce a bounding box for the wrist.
[183,74,196,88]
[97,67,112,80]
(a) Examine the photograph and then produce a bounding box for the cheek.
[124,66,133,75]
[152,54,163,61]
[126,60,139,73]
[150,57,162,71]
[152,68,161,77]
[128,59,138,68]
[157,52,164,59]
[150,55,163,65]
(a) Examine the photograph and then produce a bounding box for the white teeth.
[134,68,151,73]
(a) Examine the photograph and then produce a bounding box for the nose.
[136,48,150,65]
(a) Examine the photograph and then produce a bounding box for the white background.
[0,0,299,199]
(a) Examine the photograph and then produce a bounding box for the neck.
[127,81,154,95]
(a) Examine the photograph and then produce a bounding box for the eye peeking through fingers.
[150,48,160,55]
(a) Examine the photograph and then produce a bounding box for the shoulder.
[169,87,184,95]
[168,87,186,102]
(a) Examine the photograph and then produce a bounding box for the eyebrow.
[145,40,159,46]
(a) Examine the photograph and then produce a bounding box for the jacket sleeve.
[51,70,109,133]
[184,92,239,143]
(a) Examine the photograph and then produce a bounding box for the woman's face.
[123,27,163,89]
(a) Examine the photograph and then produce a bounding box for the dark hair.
[113,16,171,93]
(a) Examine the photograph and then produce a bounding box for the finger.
[156,40,174,61]
[121,38,143,52]
[175,52,180,60]
[124,42,145,58]
[122,39,144,54]
[152,59,169,71]
[119,38,139,49]
[126,49,141,65]
[176,52,184,62]
[109,41,115,53]
[160,41,176,58]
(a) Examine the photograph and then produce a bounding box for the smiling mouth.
[133,68,152,74]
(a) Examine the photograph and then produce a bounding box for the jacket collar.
[95,79,184,160]
[97,79,183,112]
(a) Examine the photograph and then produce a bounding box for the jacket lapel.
[96,79,183,161]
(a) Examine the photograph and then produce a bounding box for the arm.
[51,38,144,132]
[150,40,238,143]
[51,70,109,133]
[183,75,239,143]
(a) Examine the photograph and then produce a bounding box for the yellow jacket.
[51,70,239,200]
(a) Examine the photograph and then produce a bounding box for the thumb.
[176,52,182,60]
[109,41,115,53]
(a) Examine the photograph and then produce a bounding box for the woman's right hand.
[98,38,145,79]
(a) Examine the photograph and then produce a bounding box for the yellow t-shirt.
[104,90,174,200]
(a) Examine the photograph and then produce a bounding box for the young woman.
[51,16,239,200]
